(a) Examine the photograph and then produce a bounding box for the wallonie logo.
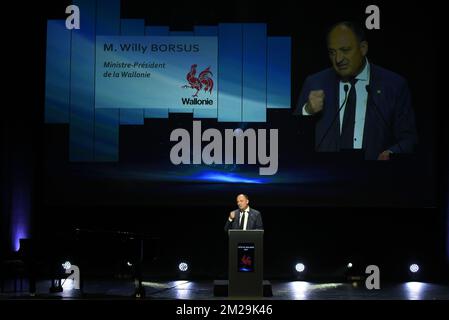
[181,64,214,106]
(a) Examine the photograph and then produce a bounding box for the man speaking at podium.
[294,21,417,160]
[224,194,263,231]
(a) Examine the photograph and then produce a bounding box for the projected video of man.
[294,21,418,160]
[42,1,435,208]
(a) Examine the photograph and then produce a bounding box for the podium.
[228,229,264,297]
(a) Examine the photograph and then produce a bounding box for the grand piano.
[1,229,159,297]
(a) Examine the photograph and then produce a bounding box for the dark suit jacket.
[294,63,417,159]
[224,208,263,232]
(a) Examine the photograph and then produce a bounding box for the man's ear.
[360,41,368,57]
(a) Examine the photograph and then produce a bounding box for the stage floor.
[1,279,448,300]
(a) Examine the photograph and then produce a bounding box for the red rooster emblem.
[241,255,252,266]
[182,64,214,97]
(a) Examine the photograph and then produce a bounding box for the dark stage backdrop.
[2,0,447,280]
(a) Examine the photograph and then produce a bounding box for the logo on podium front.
[238,243,255,272]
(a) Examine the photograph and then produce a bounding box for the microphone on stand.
[316,84,350,151]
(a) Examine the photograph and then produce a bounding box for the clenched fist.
[377,150,392,161]
[229,211,235,220]
[305,90,325,114]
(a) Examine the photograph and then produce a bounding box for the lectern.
[228,229,264,297]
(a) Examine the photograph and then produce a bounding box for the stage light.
[178,262,189,272]
[347,262,353,268]
[295,263,305,273]
[409,264,419,273]
[62,261,71,270]
[127,261,133,267]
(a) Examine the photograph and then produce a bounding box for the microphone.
[365,85,403,153]
[316,84,350,151]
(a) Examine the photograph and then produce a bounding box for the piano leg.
[134,261,145,298]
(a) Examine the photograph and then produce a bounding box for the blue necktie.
[340,79,358,149]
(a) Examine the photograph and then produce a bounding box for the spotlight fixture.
[178,262,189,272]
[295,263,305,273]
[62,261,71,270]
[409,264,419,273]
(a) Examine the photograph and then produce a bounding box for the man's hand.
[305,90,325,114]
[378,150,392,160]
[229,211,235,220]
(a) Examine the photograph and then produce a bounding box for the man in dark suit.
[224,194,263,231]
[294,21,417,160]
